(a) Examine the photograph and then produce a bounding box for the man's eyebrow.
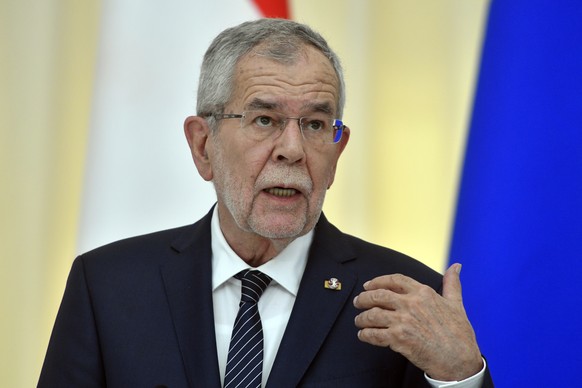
[303,102,334,115]
[244,99,335,115]
[245,98,280,111]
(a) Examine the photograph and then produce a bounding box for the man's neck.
[216,208,298,267]
[222,230,295,267]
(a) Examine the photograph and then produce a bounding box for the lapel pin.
[324,277,342,290]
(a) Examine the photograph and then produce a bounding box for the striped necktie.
[224,270,272,388]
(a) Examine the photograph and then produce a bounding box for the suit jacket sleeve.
[38,256,106,387]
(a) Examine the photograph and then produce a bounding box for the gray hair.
[196,18,345,131]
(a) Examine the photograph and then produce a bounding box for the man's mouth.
[264,187,298,197]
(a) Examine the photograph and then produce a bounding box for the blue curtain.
[449,1,582,386]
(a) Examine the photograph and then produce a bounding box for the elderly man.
[39,19,492,387]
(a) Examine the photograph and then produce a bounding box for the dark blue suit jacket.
[39,209,493,387]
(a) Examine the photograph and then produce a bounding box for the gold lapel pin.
[324,277,342,290]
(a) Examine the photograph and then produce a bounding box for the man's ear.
[326,126,350,189]
[337,125,350,156]
[184,116,213,181]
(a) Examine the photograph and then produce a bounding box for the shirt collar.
[211,207,312,296]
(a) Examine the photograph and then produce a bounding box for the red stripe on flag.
[251,0,290,19]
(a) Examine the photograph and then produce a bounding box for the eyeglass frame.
[207,111,346,144]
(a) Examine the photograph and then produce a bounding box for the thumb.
[442,263,463,303]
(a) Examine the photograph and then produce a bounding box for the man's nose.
[272,118,306,163]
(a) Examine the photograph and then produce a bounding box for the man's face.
[208,45,349,242]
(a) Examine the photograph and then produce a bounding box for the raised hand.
[353,263,483,381]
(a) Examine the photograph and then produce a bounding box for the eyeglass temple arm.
[332,119,345,143]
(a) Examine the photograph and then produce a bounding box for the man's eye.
[305,119,325,131]
[254,115,275,127]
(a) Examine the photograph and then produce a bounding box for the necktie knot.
[235,270,272,304]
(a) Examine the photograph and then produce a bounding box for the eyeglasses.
[210,110,345,144]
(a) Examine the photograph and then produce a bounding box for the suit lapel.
[161,210,222,388]
[160,211,359,387]
[267,215,358,387]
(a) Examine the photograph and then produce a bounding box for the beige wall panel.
[0,1,100,385]
[292,0,489,271]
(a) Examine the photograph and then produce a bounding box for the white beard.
[211,139,324,240]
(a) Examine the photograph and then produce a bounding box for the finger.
[354,307,395,329]
[357,327,393,348]
[442,263,463,303]
[363,273,421,294]
[353,289,401,310]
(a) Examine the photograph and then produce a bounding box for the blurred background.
[2,0,580,386]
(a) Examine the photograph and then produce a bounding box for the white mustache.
[255,167,313,195]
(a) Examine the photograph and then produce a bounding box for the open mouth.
[264,187,298,197]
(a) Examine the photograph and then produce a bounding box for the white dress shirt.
[209,208,484,387]
[210,209,311,387]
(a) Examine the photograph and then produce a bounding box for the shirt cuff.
[424,357,487,388]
